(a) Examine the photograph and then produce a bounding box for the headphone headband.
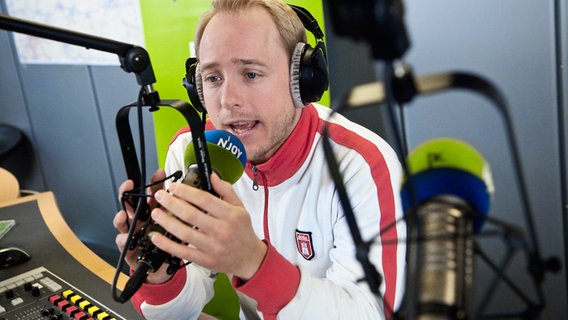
[288,4,325,40]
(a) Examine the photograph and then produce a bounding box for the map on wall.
[5,0,145,65]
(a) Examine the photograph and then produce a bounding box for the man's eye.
[206,75,220,83]
[246,72,258,79]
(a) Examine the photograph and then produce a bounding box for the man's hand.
[149,173,267,281]
[113,169,173,284]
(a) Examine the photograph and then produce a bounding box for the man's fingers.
[118,179,135,208]
[113,210,130,233]
[148,169,167,207]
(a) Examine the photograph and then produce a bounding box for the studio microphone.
[182,129,247,187]
[400,138,494,320]
[121,129,246,302]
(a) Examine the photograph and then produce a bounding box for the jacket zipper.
[251,165,270,242]
[251,166,259,191]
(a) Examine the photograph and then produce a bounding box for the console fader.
[0,267,126,320]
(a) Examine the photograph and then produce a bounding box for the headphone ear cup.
[299,40,329,104]
[290,43,306,108]
[289,41,329,108]
[183,57,207,113]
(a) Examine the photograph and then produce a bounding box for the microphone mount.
[113,99,211,303]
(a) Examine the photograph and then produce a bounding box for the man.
[114,0,406,319]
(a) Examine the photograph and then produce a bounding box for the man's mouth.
[230,121,258,134]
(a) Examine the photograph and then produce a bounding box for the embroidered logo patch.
[295,230,315,260]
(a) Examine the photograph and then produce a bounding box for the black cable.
[321,116,392,315]
[111,86,147,302]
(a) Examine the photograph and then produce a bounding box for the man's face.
[198,7,302,164]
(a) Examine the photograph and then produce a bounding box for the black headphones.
[182,4,329,113]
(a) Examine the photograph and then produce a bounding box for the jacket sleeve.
[132,263,217,320]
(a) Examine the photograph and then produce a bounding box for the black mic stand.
[326,0,560,319]
[0,13,214,303]
[347,67,563,320]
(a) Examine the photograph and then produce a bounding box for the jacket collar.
[244,104,318,187]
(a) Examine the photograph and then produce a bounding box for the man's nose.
[220,77,244,109]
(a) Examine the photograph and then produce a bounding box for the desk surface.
[0,192,142,319]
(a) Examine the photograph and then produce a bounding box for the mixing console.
[0,267,126,320]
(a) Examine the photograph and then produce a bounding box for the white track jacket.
[131,104,406,319]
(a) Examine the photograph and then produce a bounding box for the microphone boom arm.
[0,13,159,108]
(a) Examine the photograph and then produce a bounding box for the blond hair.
[194,0,306,59]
